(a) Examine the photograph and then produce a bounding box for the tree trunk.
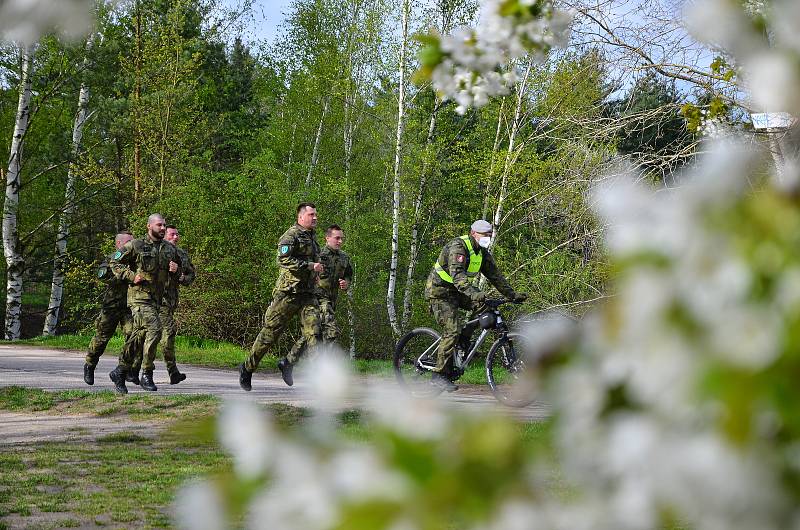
[306,97,329,188]
[400,101,438,329]
[386,0,410,338]
[43,37,94,336]
[480,60,532,289]
[133,0,142,202]
[482,97,506,220]
[3,45,34,340]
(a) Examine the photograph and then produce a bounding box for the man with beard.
[127,224,195,384]
[108,213,181,394]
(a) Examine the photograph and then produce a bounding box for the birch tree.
[3,45,35,340]
[43,35,94,336]
[386,0,410,337]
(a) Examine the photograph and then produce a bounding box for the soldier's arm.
[480,252,516,299]
[110,241,137,283]
[446,244,483,301]
[277,235,312,271]
[96,259,113,282]
[180,251,196,286]
[343,257,354,284]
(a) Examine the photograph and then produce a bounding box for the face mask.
[478,236,491,248]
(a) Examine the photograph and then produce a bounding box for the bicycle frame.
[415,309,509,372]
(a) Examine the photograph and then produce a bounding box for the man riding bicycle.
[425,219,527,392]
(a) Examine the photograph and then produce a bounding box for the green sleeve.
[180,250,196,286]
[110,242,137,283]
[480,251,516,299]
[344,256,354,283]
[277,234,309,272]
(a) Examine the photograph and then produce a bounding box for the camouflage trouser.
[428,293,482,374]
[119,302,163,372]
[85,305,133,367]
[288,297,338,360]
[245,291,321,372]
[130,303,178,375]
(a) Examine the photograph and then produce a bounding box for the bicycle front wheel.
[486,332,536,407]
[393,327,444,398]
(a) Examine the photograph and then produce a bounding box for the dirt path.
[0,344,550,445]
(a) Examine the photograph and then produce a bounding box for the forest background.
[0,0,712,357]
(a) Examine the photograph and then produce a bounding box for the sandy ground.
[0,344,551,445]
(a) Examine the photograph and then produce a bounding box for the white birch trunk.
[386,0,410,338]
[400,102,437,329]
[480,60,532,289]
[3,45,34,340]
[306,97,329,188]
[43,37,93,336]
[482,97,506,220]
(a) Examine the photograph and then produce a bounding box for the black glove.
[513,292,528,303]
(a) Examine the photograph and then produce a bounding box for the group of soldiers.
[83,213,195,393]
[85,202,524,394]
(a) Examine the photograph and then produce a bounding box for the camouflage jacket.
[110,236,181,306]
[162,246,195,310]
[316,245,353,307]
[96,252,128,308]
[274,224,320,295]
[425,235,516,302]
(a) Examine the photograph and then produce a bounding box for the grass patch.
[0,387,55,411]
[97,431,147,444]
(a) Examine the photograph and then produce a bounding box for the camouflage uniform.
[111,236,181,372]
[425,235,516,375]
[245,224,322,371]
[288,245,353,358]
[84,254,134,367]
[131,246,195,376]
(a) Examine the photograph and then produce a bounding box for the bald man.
[82,231,135,386]
[108,213,181,393]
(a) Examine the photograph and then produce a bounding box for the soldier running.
[82,231,135,385]
[239,202,323,390]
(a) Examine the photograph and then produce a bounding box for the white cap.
[471,219,492,233]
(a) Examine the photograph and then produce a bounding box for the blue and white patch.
[113,251,123,259]
[279,245,291,256]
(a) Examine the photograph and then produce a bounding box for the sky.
[229,0,293,45]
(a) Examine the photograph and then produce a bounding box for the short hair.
[166,224,178,231]
[147,213,164,225]
[297,202,316,215]
[115,231,133,244]
[325,224,343,236]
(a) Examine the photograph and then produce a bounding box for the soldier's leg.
[291,295,321,364]
[245,293,299,372]
[85,306,124,367]
[319,299,340,344]
[287,335,307,365]
[458,295,484,350]
[120,305,149,369]
[159,304,179,375]
[140,304,163,373]
[429,298,461,374]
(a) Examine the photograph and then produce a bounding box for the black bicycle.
[393,299,535,407]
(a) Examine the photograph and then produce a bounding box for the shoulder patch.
[279,244,291,256]
[113,251,122,260]
[456,254,465,263]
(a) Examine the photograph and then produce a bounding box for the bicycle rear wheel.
[486,332,536,407]
[393,327,444,398]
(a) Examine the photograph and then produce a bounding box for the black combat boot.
[126,369,140,385]
[169,370,187,384]
[277,358,293,387]
[83,363,95,386]
[239,363,252,392]
[140,370,158,391]
[109,365,128,394]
